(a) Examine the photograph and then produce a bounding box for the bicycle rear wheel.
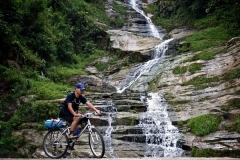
[89,128,105,158]
[43,129,69,158]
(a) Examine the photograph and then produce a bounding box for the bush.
[189,63,202,74]
[172,66,187,74]
[187,114,222,136]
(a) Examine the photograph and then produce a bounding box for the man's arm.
[67,103,80,117]
[86,102,101,114]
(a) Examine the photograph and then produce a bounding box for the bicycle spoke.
[43,130,69,158]
[89,128,105,158]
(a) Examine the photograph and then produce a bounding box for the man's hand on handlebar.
[95,109,101,115]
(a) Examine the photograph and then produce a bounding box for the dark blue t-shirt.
[60,92,87,116]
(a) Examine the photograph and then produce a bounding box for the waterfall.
[102,101,118,157]
[115,0,174,93]
[116,38,173,93]
[139,93,183,157]
[114,0,183,157]
[129,0,162,39]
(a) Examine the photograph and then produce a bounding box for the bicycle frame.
[74,118,94,139]
[43,112,105,158]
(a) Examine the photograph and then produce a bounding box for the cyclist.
[59,83,101,138]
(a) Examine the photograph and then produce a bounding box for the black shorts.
[60,115,88,124]
[60,115,74,123]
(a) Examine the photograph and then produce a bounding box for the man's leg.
[70,116,80,137]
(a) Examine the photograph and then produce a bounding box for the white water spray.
[102,101,118,157]
[129,0,161,39]
[110,0,183,157]
[116,38,173,93]
[139,93,183,157]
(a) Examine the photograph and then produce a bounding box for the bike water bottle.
[75,129,81,136]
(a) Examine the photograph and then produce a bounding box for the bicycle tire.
[89,128,105,158]
[43,129,69,158]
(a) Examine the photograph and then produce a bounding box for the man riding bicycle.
[59,83,101,139]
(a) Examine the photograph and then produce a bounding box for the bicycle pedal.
[63,152,70,158]
[68,146,75,150]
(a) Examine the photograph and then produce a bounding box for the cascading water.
[114,0,184,157]
[102,101,118,157]
[129,0,162,39]
[116,38,173,93]
[139,93,183,157]
[115,0,173,93]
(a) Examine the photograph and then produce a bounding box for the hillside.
[0,0,240,158]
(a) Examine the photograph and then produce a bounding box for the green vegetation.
[226,98,240,109]
[184,50,218,62]
[191,148,240,157]
[112,2,127,15]
[109,1,127,27]
[182,75,219,89]
[0,136,26,158]
[189,63,202,74]
[0,0,110,157]
[225,114,240,132]
[172,63,202,75]
[168,99,190,105]
[187,114,222,136]
[172,66,187,74]
[223,68,240,81]
[182,26,230,52]
[146,0,240,36]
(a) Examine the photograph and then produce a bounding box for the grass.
[172,63,202,75]
[226,114,240,132]
[182,75,220,90]
[227,98,240,109]
[223,68,240,81]
[112,2,127,15]
[189,63,202,74]
[168,99,190,105]
[172,66,187,74]
[29,79,71,100]
[187,114,222,136]
[182,26,231,52]
[184,51,217,62]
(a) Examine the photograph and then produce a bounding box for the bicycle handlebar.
[81,112,98,118]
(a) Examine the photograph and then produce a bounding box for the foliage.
[0,136,26,158]
[189,63,202,74]
[1,66,29,99]
[223,68,240,81]
[112,2,127,15]
[225,114,240,132]
[182,26,231,52]
[168,99,190,105]
[226,98,240,109]
[0,0,107,69]
[0,101,59,138]
[147,0,240,35]
[182,75,219,89]
[184,50,217,62]
[191,148,240,157]
[172,66,187,74]
[95,62,108,71]
[187,114,222,136]
[29,79,71,100]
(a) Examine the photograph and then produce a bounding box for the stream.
[103,0,184,157]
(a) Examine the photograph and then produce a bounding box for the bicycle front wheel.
[43,129,69,158]
[89,128,105,158]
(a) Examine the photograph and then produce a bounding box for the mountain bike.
[42,112,105,158]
